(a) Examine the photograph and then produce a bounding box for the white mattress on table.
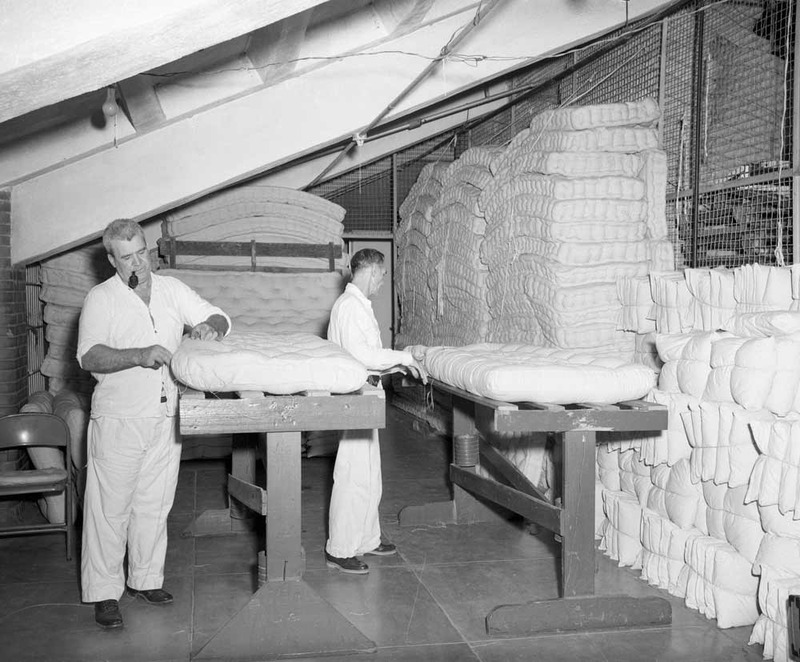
[407,343,656,404]
[171,331,368,395]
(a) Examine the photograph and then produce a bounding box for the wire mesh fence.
[309,0,795,269]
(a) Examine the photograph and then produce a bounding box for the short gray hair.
[350,248,384,275]
[102,219,145,255]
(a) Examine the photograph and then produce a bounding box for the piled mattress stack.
[597,446,652,567]
[426,148,501,346]
[617,263,795,338]
[617,263,796,386]
[477,98,672,357]
[595,311,800,646]
[163,185,347,272]
[638,458,705,596]
[39,244,113,395]
[395,162,450,348]
[750,505,800,659]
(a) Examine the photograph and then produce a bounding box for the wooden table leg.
[560,430,596,598]
[195,428,374,659]
[264,430,305,582]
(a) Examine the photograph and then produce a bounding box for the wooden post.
[560,430,596,597]
[264,430,304,581]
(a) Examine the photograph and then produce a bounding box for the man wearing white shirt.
[325,248,427,574]
[78,219,231,628]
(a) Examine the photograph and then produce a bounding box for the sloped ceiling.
[0,0,678,264]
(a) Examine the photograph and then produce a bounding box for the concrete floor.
[0,405,766,661]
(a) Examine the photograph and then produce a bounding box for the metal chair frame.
[0,412,74,560]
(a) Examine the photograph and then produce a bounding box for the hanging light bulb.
[102,86,118,118]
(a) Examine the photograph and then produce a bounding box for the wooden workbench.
[399,379,671,635]
[179,385,385,660]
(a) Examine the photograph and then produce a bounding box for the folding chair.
[0,413,74,560]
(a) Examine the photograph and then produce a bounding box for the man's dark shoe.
[127,587,174,605]
[325,551,369,574]
[364,542,396,556]
[94,599,123,629]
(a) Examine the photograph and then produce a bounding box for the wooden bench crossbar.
[157,236,342,272]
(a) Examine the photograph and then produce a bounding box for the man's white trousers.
[81,414,181,603]
[326,428,382,558]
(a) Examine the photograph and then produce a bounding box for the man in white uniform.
[78,219,231,629]
[325,248,427,574]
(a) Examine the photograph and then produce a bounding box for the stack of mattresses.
[684,267,737,331]
[733,264,793,314]
[631,264,794,338]
[39,243,112,395]
[395,162,449,348]
[749,506,800,660]
[426,147,501,346]
[478,99,673,357]
[594,311,800,639]
[163,185,347,272]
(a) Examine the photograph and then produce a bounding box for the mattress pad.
[171,331,368,395]
[407,343,656,404]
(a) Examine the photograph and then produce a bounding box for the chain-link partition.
[307,155,394,234]
[684,0,795,267]
[309,0,795,268]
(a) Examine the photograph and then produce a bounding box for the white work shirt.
[78,273,230,418]
[327,283,413,371]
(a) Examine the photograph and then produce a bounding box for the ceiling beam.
[247,12,313,86]
[118,76,166,132]
[0,0,330,124]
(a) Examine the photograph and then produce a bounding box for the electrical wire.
[137,0,739,83]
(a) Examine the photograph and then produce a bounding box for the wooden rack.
[181,386,385,659]
[158,232,342,273]
[399,379,671,636]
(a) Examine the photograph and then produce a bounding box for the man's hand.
[403,345,427,363]
[189,322,222,341]
[404,358,428,384]
[139,345,172,369]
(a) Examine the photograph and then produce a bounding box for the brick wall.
[0,188,28,416]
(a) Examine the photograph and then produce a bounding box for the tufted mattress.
[407,343,656,404]
[157,269,345,337]
[171,331,368,395]
[527,98,661,132]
